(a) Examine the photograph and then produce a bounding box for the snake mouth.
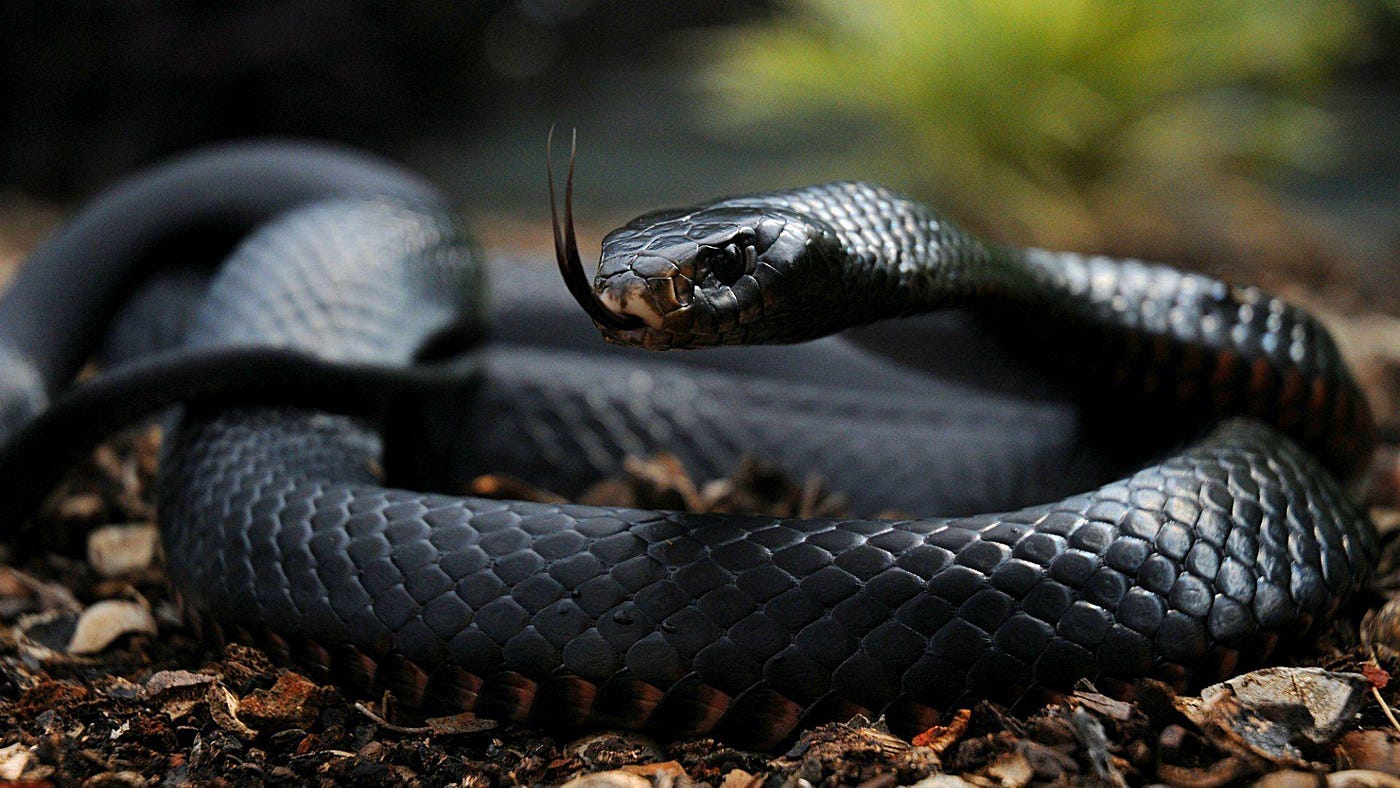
[548,128,644,333]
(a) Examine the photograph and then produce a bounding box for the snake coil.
[0,141,1377,747]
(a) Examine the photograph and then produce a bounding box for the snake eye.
[710,242,755,287]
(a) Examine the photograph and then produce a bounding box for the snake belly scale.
[0,142,1378,748]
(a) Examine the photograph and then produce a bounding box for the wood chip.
[985,750,1034,788]
[237,672,327,731]
[1326,770,1400,787]
[719,769,760,788]
[66,599,156,654]
[86,523,160,577]
[1340,731,1400,774]
[559,771,652,788]
[208,684,258,740]
[1073,687,1135,722]
[139,669,215,699]
[0,742,33,781]
[911,708,972,753]
[619,760,687,779]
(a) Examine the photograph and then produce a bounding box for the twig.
[1373,685,1400,734]
[1366,650,1400,735]
[354,702,431,735]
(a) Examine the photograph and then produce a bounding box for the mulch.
[3,415,1400,787]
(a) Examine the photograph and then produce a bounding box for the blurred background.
[0,0,1398,415]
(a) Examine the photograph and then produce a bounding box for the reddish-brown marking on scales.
[329,645,381,695]
[647,678,732,737]
[1304,377,1331,447]
[592,676,667,727]
[1277,368,1305,431]
[1248,358,1275,399]
[291,641,332,674]
[533,674,598,728]
[722,689,805,751]
[1175,344,1206,404]
[377,655,431,706]
[430,666,485,712]
[1210,350,1241,411]
[880,697,939,737]
[477,671,538,723]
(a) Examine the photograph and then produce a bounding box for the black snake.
[0,140,1377,748]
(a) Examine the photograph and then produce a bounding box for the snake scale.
[0,141,1377,748]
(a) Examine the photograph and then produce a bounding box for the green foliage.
[695,0,1366,247]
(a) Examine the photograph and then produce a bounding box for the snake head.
[548,133,844,349]
[586,204,844,349]
[588,201,845,349]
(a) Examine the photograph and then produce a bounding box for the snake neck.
[783,182,1372,477]
[600,180,1371,476]
[725,181,1034,316]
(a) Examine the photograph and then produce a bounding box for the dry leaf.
[424,712,497,735]
[208,684,258,740]
[1174,667,1369,767]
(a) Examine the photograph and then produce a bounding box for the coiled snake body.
[0,142,1377,747]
